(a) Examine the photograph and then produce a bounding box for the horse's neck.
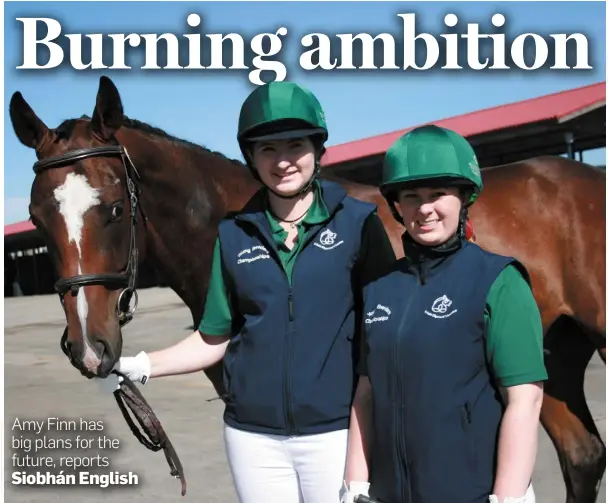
[119,128,259,321]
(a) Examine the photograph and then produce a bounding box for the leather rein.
[32,144,187,496]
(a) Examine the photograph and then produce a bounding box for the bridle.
[32,144,144,338]
[32,144,187,495]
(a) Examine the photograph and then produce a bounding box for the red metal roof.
[321,81,606,167]
[5,220,35,237]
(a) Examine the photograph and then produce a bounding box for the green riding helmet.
[237,81,329,198]
[238,81,328,147]
[380,125,483,209]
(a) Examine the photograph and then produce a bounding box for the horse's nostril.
[92,338,107,357]
[95,339,117,377]
[63,339,74,357]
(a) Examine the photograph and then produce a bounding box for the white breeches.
[223,424,348,503]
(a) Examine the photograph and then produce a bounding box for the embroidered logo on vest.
[365,304,391,324]
[425,295,458,319]
[314,228,344,251]
[237,245,270,264]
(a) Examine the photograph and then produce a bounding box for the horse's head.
[9,76,145,379]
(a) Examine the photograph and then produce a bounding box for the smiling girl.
[342,125,548,503]
[110,81,396,503]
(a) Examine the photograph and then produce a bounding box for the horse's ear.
[9,92,52,150]
[91,76,123,139]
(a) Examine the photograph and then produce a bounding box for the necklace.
[271,206,310,229]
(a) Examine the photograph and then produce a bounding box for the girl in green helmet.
[108,82,396,503]
[341,126,547,503]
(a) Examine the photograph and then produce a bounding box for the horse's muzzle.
[60,327,119,378]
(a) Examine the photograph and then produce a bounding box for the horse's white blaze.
[53,173,101,256]
[76,263,99,369]
[54,173,102,369]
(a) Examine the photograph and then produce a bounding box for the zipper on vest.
[282,225,320,435]
[284,286,296,434]
[238,217,298,434]
[394,273,420,503]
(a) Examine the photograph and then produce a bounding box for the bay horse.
[9,76,605,503]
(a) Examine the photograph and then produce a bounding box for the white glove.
[489,483,535,503]
[95,351,151,393]
[340,481,370,503]
[115,351,152,384]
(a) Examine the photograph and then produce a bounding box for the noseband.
[32,145,143,329]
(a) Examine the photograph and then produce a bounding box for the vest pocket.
[459,402,478,473]
[222,364,234,405]
[459,402,471,429]
[222,338,242,405]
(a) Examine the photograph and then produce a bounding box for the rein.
[112,371,187,496]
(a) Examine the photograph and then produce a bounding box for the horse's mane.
[55,115,246,168]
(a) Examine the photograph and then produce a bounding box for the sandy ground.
[4,287,606,502]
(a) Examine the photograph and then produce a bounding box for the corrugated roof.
[321,81,606,166]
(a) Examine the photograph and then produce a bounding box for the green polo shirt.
[198,183,396,337]
[264,184,330,285]
[483,264,548,387]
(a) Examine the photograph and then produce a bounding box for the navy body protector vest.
[363,241,525,503]
[218,180,376,436]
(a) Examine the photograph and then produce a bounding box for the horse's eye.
[110,203,124,221]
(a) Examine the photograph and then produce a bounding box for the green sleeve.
[198,237,233,336]
[485,264,548,387]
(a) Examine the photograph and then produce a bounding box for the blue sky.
[4,1,606,224]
